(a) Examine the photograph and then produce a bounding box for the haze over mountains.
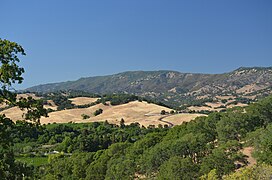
[26,67,272,106]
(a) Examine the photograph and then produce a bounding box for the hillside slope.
[39,101,203,127]
[26,67,272,106]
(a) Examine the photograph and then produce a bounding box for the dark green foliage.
[94,108,103,116]
[160,110,166,115]
[52,94,74,110]
[158,157,199,180]
[81,114,90,120]
[200,149,235,177]
[97,94,140,106]
[105,156,135,180]
[221,99,228,103]
[0,115,18,179]
[86,142,131,180]
[246,95,272,128]
[40,152,95,179]
[247,124,272,165]
[216,111,249,142]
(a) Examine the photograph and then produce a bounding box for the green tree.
[160,110,166,115]
[216,111,248,142]
[105,157,135,180]
[246,95,272,128]
[0,39,47,178]
[94,108,103,116]
[158,157,199,180]
[247,124,272,165]
[81,113,90,120]
[200,149,235,177]
[85,142,131,180]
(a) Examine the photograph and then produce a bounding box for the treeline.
[98,94,171,108]
[13,121,167,156]
[26,95,272,179]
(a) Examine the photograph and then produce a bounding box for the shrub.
[94,109,103,116]
[81,114,90,120]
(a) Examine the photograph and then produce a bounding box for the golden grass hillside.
[1,98,205,127]
[0,93,42,120]
[40,101,171,126]
[39,101,204,127]
[1,107,26,121]
[163,113,206,125]
[69,97,99,106]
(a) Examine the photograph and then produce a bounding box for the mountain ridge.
[25,67,272,107]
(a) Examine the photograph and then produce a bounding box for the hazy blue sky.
[1,0,271,89]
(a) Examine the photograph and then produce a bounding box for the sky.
[1,0,272,89]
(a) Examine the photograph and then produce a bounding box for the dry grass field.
[188,106,223,112]
[40,101,173,127]
[44,100,58,110]
[0,93,41,120]
[1,107,26,121]
[188,101,248,112]
[1,93,250,127]
[0,93,41,113]
[17,93,40,100]
[1,100,204,127]
[236,84,266,94]
[227,103,248,108]
[215,95,235,100]
[163,113,206,126]
[69,97,99,106]
[205,102,224,108]
[37,101,204,127]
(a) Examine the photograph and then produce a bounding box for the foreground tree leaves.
[0,39,47,179]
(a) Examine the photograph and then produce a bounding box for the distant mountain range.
[26,67,272,107]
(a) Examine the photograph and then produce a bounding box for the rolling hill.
[1,97,204,127]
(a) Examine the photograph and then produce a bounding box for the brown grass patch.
[205,102,224,108]
[17,93,40,100]
[215,95,235,100]
[44,100,58,110]
[241,147,256,167]
[163,113,206,126]
[69,97,99,106]
[40,101,173,127]
[1,107,25,121]
[227,103,248,108]
[188,106,223,112]
[236,84,267,94]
